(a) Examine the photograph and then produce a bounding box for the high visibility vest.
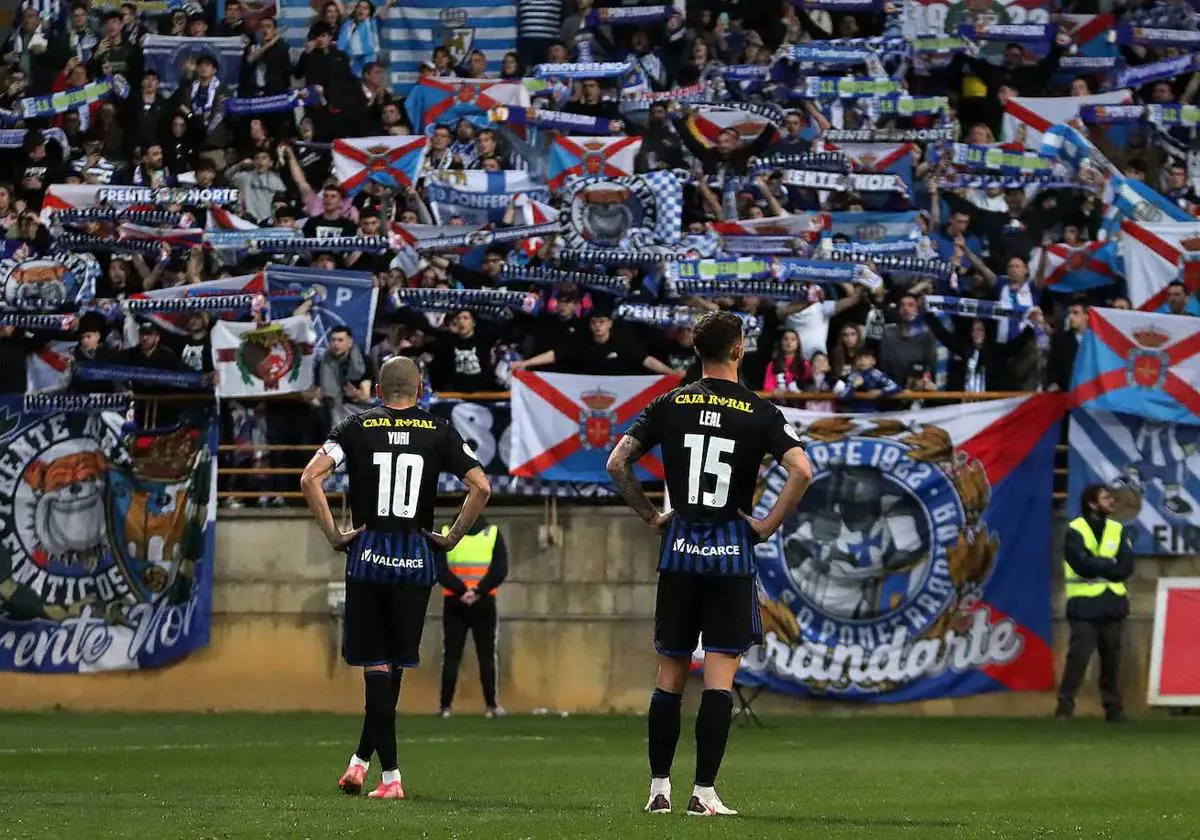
[442,525,498,596]
[1064,517,1128,601]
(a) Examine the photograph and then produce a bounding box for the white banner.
[211,315,316,397]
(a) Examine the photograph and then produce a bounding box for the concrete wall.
[3,508,1192,716]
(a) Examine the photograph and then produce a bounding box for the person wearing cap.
[69,314,116,395]
[513,302,675,376]
[174,53,228,150]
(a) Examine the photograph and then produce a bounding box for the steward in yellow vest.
[1056,485,1134,723]
[439,517,508,718]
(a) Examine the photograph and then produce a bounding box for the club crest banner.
[738,395,1062,701]
[0,254,99,312]
[265,265,378,358]
[0,401,217,672]
[1069,409,1200,556]
[211,315,317,397]
[559,171,683,249]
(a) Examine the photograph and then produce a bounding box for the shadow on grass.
[412,794,966,829]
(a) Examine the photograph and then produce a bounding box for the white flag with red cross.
[547,136,642,190]
[509,371,678,482]
[333,136,429,196]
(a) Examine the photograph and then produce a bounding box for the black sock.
[355,669,404,761]
[648,688,682,779]
[694,689,734,788]
[364,670,398,772]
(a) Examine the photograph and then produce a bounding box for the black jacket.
[1048,330,1083,391]
[1064,514,1134,622]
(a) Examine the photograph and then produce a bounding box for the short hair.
[1168,279,1187,292]
[378,356,421,402]
[1080,482,1108,512]
[692,311,744,363]
[329,325,352,340]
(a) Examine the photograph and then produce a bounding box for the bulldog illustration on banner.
[0,401,217,673]
[738,396,1062,701]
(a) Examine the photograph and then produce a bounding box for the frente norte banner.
[0,402,217,673]
[737,395,1063,701]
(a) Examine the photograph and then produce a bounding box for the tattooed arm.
[606,435,671,531]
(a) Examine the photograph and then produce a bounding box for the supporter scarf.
[0,128,69,158]
[791,0,883,10]
[554,248,694,265]
[410,222,560,253]
[722,65,771,82]
[1146,104,1200,127]
[777,169,910,194]
[496,264,631,295]
[670,257,880,288]
[292,140,334,153]
[827,239,919,255]
[780,44,878,67]
[52,207,187,226]
[56,233,161,255]
[0,313,79,330]
[225,88,317,116]
[620,81,708,102]
[910,36,972,55]
[585,5,673,27]
[936,173,1065,189]
[752,151,849,173]
[615,303,764,338]
[718,235,805,255]
[923,295,1029,322]
[957,24,1053,43]
[823,126,958,141]
[0,76,129,124]
[936,142,1054,174]
[124,294,264,313]
[1059,56,1120,73]
[799,77,904,100]
[491,106,612,135]
[391,287,542,316]
[824,251,957,280]
[1079,104,1147,125]
[258,235,393,253]
[24,392,132,414]
[73,363,208,389]
[669,277,818,301]
[1118,25,1200,48]
[1116,53,1200,89]
[533,61,633,80]
[870,95,949,117]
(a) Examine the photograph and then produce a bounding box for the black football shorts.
[342,580,432,668]
[654,571,761,658]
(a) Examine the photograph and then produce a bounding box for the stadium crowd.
[0,0,1198,502]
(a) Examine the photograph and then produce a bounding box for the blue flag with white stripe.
[425,169,550,225]
[1068,409,1200,555]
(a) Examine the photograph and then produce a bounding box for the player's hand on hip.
[330,525,365,552]
[647,510,673,533]
[738,510,775,543]
[425,529,458,551]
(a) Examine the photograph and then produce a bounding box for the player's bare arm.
[606,436,672,531]
[300,450,365,551]
[427,466,492,551]
[739,446,813,541]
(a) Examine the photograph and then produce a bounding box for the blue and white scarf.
[492,105,612,135]
[534,61,633,79]
[1118,25,1200,48]
[615,303,763,340]
[0,313,79,330]
[779,44,879,68]
[585,5,673,27]
[0,76,129,124]
[391,286,542,316]
[24,392,132,414]
[225,88,319,116]
[957,23,1053,43]
[797,76,904,100]
[924,294,1029,323]
[496,264,630,296]
[73,363,208,389]
[1116,53,1200,90]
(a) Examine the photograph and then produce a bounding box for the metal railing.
[124,390,1070,503]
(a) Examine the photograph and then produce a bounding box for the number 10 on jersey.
[373,451,424,518]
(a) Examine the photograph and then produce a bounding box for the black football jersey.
[625,379,803,576]
[626,378,802,525]
[324,405,480,534]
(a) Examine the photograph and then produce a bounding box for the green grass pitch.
[2,712,1199,839]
